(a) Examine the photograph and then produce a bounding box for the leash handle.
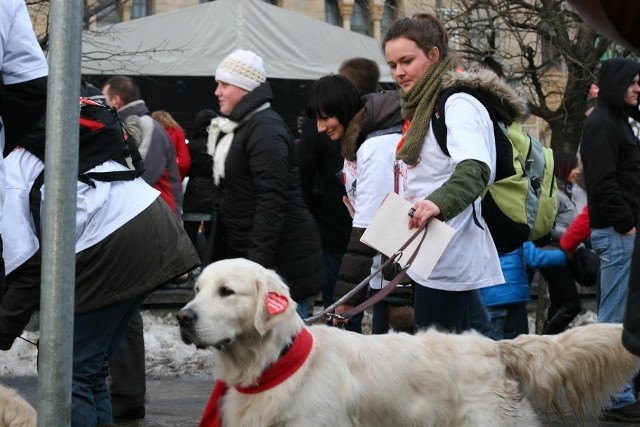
[304,224,427,325]
[340,224,427,320]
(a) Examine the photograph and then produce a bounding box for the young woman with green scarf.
[382,13,504,332]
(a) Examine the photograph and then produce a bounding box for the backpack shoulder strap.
[29,171,45,240]
[431,86,499,157]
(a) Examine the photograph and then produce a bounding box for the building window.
[381,0,397,39]
[351,0,372,37]
[325,0,341,27]
[131,0,149,19]
[94,0,120,27]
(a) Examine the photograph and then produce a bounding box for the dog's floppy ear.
[253,269,294,336]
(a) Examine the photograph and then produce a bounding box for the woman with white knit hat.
[208,49,325,316]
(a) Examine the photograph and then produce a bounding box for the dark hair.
[103,76,140,105]
[553,151,578,183]
[304,75,363,128]
[80,80,106,104]
[190,109,216,140]
[382,13,450,59]
[339,57,381,94]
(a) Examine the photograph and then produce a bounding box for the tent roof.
[81,0,393,81]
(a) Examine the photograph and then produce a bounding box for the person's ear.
[427,47,441,62]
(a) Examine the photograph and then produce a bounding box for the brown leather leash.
[304,224,427,325]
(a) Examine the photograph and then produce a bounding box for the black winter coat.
[298,117,351,254]
[213,83,324,300]
[183,133,215,214]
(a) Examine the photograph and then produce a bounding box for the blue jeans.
[295,298,309,318]
[488,303,528,340]
[321,249,363,333]
[322,250,344,309]
[468,289,495,338]
[592,227,636,408]
[72,292,148,426]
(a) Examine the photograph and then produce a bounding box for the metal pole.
[37,0,83,424]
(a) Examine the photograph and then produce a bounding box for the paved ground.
[3,375,640,426]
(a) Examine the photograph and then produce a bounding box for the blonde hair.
[151,110,181,129]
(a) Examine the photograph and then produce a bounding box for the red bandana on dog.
[199,328,314,427]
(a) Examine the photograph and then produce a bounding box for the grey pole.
[37,0,83,424]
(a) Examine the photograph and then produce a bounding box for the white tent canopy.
[81,0,393,81]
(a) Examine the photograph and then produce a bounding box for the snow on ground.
[0,309,597,377]
[0,311,216,378]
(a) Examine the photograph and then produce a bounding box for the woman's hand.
[332,304,353,326]
[408,199,440,229]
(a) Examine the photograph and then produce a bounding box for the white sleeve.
[443,93,496,180]
[1,0,48,85]
[352,136,397,229]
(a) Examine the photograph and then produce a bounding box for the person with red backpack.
[0,98,199,426]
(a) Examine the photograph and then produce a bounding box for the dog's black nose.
[176,308,197,327]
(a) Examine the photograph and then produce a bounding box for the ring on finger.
[408,207,416,218]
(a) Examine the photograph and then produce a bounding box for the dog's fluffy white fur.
[178,258,640,427]
[0,384,36,427]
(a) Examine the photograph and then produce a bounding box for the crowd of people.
[3,2,640,425]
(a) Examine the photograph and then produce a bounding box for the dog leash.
[304,224,427,325]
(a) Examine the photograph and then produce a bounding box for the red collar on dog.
[199,328,314,427]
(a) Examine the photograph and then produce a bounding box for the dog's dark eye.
[219,286,235,297]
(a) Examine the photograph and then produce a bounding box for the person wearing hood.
[580,57,640,422]
[209,49,324,317]
[305,74,407,334]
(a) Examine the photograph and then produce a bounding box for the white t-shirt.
[0,0,49,227]
[395,93,504,291]
[343,132,400,289]
[2,149,159,274]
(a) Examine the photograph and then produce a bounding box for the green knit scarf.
[398,57,455,165]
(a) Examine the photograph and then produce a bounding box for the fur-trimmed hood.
[441,69,528,123]
[341,91,403,162]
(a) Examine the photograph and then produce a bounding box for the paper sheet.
[360,192,455,279]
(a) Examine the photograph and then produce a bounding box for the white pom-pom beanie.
[215,49,267,92]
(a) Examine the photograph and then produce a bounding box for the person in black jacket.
[210,49,324,317]
[182,109,217,272]
[580,57,640,422]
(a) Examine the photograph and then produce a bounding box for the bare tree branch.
[440,0,625,152]
[29,0,196,76]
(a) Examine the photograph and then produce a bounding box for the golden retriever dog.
[177,258,640,427]
[0,384,36,427]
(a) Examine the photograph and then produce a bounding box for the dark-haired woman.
[305,75,406,333]
[540,151,582,334]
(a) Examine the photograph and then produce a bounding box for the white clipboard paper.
[360,192,455,279]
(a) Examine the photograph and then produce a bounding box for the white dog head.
[176,258,301,350]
